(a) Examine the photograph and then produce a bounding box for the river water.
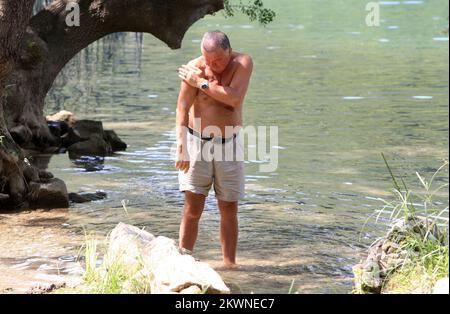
[0,0,448,293]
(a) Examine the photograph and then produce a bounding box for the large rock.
[69,191,107,203]
[353,216,448,294]
[388,216,445,245]
[46,110,76,128]
[107,223,230,294]
[61,127,84,149]
[432,278,449,294]
[29,178,69,209]
[42,115,127,156]
[352,258,382,294]
[104,130,127,151]
[72,120,104,140]
[67,134,112,158]
[47,120,69,139]
[65,120,127,157]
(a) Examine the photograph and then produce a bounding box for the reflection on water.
[1,0,448,293]
[71,156,106,172]
[0,208,83,293]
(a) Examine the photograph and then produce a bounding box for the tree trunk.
[0,0,224,210]
[1,0,37,208]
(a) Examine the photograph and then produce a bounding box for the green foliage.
[223,0,276,25]
[82,232,99,284]
[402,233,449,279]
[372,155,448,226]
[361,157,449,293]
[79,232,152,294]
[382,238,448,293]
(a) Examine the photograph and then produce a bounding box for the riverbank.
[353,159,449,294]
[353,215,448,294]
[0,208,83,293]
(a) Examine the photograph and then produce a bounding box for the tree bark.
[1,0,37,207]
[1,0,224,209]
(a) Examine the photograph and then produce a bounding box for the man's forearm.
[175,106,190,145]
[202,81,241,109]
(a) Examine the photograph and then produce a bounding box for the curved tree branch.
[31,0,224,81]
[1,0,225,209]
[3,0,224,152]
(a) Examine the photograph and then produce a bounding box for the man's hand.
[175,143,190,173]
[178,64,205,88]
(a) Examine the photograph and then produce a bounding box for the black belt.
[188,127,237,144]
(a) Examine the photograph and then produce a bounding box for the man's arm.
[175,80,197,173]
[180,55,253,110]
[202,56,253,110]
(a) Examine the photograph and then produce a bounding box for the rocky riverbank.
[1,111,127,210]
[353,215,449,294]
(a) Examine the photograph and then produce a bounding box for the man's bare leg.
[218,199,239,268]
[179,191,206,252]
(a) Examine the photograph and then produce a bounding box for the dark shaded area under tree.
[0,0,275,210]
[0,0,225,210]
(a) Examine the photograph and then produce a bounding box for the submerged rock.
[104,130,127,151]
[71,156,105,172]
[46,112,127,157]
[29,178,69,209]
[61,127,84,149]
[67,133,111,158]
[69,191,107,203]
[72,120,104,140]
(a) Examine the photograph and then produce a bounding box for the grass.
[359,155,449,294]
[69,231,153,294]
[382,242,449,293]
[55,202,156,294]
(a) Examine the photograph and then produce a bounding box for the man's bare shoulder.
[235,52,252,62]
[234,52,253,69]
[187,57,204,68]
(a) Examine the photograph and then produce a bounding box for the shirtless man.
[176,31,253,268]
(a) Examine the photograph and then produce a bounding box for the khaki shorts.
[178,131,245,202]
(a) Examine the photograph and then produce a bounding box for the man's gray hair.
[201,31,231,52]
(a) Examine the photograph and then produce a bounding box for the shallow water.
[1,0,448,293]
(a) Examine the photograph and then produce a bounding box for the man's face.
[201,47,232,74]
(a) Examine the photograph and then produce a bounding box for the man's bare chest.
[204,62,237,85]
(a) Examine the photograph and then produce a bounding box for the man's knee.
[218,200,238,217]
[183,192,205,220]
[183,204,203,220]
[184,200,204,220]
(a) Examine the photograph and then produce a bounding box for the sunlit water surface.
[0,0,448,293]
